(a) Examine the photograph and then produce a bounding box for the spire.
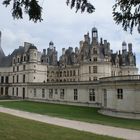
[0,31,5,59]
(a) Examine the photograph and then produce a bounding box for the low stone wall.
[99,109,140,120]
[26,98,101,108]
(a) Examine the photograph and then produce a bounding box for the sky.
[0,0,140,70]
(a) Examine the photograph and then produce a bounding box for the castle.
[0,28,140,119]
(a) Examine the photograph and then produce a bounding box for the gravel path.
[0,106,140,140]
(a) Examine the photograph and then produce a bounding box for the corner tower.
[0,31,5,59]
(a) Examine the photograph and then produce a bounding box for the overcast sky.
[0,0,140,70]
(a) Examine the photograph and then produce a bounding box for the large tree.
[2,0,140,33]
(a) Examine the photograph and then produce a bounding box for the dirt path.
[0,106,140,140]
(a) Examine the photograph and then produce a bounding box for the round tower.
[28,45,37,62]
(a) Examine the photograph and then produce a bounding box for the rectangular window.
[89,89,95,101]
[13,66,15,72]
[13,76,15,83]
[5,76,9,83]
[23,75,25,83]
[93,66,97,73]
[73,70,76,76]
[93,57,97,62]
[12,88,14,96]
[42,93,45,98]
[89,66,91,73]
[17,66,19,71]
[42,89,45,94]
[117,89,123,99]
[93,77,97,81]
[60,89,65,99]
[16,87,18,96]
[34,88,36,97]
[49,89,53,98]
[17,75,19,83]
[74,89,78,100]
[1,76,4,83]
[55,89,58,94]
[23,65,26,70]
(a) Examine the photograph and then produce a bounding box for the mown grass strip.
[0,100,140,130]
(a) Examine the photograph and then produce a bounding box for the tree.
[113,0,140,33]
[2,0,140,33]
[2,0,95,22]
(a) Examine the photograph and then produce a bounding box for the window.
[23,65,26,70]
[74,89,78,100]
[117,89,123,99]
[42,93,45,98]
[1,76,4,83]
[16,87,18,96]
[13,76,15,83]
[70,70,72,76]
[93,48,97,54]
[63,71,66,77]
[5,87,8,95]
[67,71,69,77]
[60,71,62,77]
[78,70,80,76]
[93,57,97,62]
[12,88,14,96]
[89,77,91,81]
[49,89,53,98]
[89,89,95,101]
[23,75,25,83]
[60,89,65,99]
[93,77,97,81]
[89,66,91,73]
[73,70,76,76]
[1,87,3,95]
[93,66,97,73]
[23,56,26,61]
[17,75,19,83]
[42,89,45,98]
[17,66,19,71]
[42,89,45,94]
[18,58,20,63]
[5,76,9,83]
[13,66,15,72]
[34,88,36,97]
[55,89,58,94]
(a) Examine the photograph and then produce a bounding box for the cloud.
[0,0,140,70]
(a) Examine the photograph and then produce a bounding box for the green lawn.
[0,100,140,130]
[0,112,121,140]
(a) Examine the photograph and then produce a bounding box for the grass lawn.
[0,100,140,130]
[0,112,122,140]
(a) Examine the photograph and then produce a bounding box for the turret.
[49,41,54,49]
[92,27,98,44]
[28,45,38,62]
[0,31,5,59]
[122,41,127,54]
[62,48,65,55]
[128,43,132,53]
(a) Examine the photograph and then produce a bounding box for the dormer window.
[13,58,16,64]
[18,58,20,63]
[23,56,26,61]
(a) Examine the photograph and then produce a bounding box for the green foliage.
[0,101,140,130]
[113,0,140,33]
[66,0,95,13]
[0,112,121,140]
[2,0,140,33]
[2,0,42,22]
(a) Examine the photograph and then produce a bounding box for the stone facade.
[0,28,140,119]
